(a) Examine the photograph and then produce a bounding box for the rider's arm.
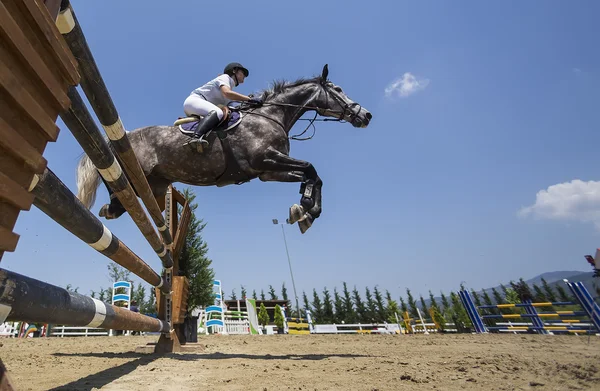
[220,85,251,101]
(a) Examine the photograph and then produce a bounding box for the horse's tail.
[76,153,101,209]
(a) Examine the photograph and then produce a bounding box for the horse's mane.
[258,76,322,101]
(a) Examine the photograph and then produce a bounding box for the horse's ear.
[321,64,329,81]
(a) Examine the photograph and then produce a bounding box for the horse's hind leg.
[98,176,126,219]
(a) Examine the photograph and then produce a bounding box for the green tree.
[365,287,377,322]
[510,278,533,302]
[471,289,483,307]
[428,290,439,311]
[430,305,446,331]
[230,289,237,300]
[274,304,285,332]
[241,285,247,299]
[311,288,324,323]
[65,284,79,293]
[333,288,345,323]
[406,288,419,318]
[258,303,270,330]
[440,292,450,313]
[419,295,428,317]
[281,283,289,303]
[541,278,557,302]
[260,289,266,301]
[268,285,278,300]
[352,286,367,323]
[450,291,472,332]
[373,286,386,322]
[178,188,215,313]
[385,290,400,323]
[302,291,310,316]
[322,287,334,323]
[532,284,547,303]
[252,289,258,300]
[555,284,573,303]
[342,282,356,323]
[399,296,408,315]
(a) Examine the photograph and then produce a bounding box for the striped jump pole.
[0,268,169,333]
[56,1,173,249]
[29,167,170,294]
[565,280,600,332]
[59,87,173,271]
[458,289,487,333]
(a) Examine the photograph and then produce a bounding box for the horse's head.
[315,64,372,128]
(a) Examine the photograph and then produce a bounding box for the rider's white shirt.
[191,74,235,106]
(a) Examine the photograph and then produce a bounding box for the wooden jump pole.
[29,167,170,294]
[0,268,170,334]
[56,0,174,249]
[59,87,173,271]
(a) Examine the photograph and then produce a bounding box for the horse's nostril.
[366,112,372,120]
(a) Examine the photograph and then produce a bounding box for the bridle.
[237,79,364,141]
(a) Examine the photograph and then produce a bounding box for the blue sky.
[4,0,600,303]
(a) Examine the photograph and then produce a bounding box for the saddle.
[174,105,242,137]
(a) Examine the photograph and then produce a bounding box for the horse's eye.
[334,87,342,93]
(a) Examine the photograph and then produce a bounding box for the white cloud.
[385,72,429,98]
[518,179,600,228]
[573,67,582,74]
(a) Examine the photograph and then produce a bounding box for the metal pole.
[280,224,300,318]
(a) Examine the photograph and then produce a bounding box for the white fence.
[50,325,109,337]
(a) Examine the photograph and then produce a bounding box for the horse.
[75,65,372,234]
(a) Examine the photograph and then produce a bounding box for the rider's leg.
[182,95,224,151]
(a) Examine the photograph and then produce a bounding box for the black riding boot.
[189,110,221,152]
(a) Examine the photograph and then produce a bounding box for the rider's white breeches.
[183,94,224,120]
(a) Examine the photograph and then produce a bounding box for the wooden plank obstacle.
[0,0,194,366]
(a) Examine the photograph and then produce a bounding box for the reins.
[234,81,363,141]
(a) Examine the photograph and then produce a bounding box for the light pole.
[272,219,300,318]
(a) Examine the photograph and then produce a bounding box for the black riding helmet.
[224,62,249,77]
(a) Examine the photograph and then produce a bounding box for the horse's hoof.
[288,204,306,224]
[99,204,115,220]
[298,214,313,234]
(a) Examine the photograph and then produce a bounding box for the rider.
[183,62,262,148]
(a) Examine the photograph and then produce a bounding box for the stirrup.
[184,135,209,153]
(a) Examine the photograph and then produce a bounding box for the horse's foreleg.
[258,148,323,233]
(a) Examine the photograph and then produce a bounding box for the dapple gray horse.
[76,65,372,233]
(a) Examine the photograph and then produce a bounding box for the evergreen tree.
[342,282,356,323]
[373,286,386,322]
[258,303,270,329]
[492,287,510,314]
[260,289,266,301]
[482,290,493,306]
[281,283,289,303]
[428,290,439,310]
[365,287,377,322]
[406,288,419,318]
[450,292,472,332]
[440,292,450,313]
[230,289,237,300]
[510,278,533,302]
[555,284,573,302]
[268,285,278,300]
[132,283,149,313]
[385,290,400,323]
[352,286,368,323]
[252,289,258,300]
[311,288,324,323]
[302,291,310,315]
[178,188,215,313]
[333,288,345,323]
[322,287,335,323]
[399,296,408,314]
[532,284,547,303]
[241,285,247,299]
[419,295,428,316]
[274,304,285,331]
[481,290,498,324]
[471,289,483,307]
[541,278,557,302]
[500,283,509,296]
